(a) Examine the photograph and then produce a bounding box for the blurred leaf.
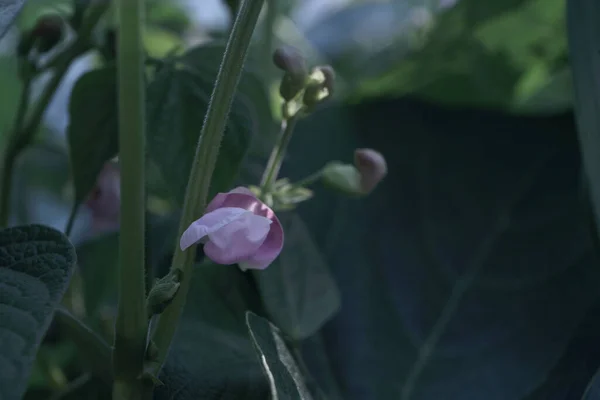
[143,26,184,59]
[0,224,75,400]
[283,101,599,399]
[0,57,22,145]
[155,263,269,400]
[253,213,340,340]
[246,312,313,400]
[568,0,600,236]
[0,0,26,38]
[146,43,274,204]
[347,0,568,113]
[67,66,118,206]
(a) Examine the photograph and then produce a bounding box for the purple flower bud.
[180,187,284,270]
[354,148,387,193]
[85,162,120,233]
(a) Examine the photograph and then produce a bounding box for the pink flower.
[354,148,387,193]
[180,187,284,270]
[85,162,120,233]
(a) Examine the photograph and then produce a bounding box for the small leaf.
[253,213,341,340]
[146,44,274,205]
[67,66,118,206]
[0,0,26,39]
[246,312,313,400]
[0,224,76,400]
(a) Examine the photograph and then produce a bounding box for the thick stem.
[260,114,299,191]
[148,0,265,377]
[112,0,148,398]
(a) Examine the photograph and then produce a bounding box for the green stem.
[292,169,323,188]
[148,0,265,377]
[260,114,299,191]
[112,0,148,397]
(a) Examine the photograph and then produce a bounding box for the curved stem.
[260,114,299,191]
[112,0,148,397]
[149,0,266,377]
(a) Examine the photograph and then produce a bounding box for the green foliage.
[67,66,118,206]
[146,44,274,205]
[154,263,269,399]
[0,224,76,400]
[0,0,26,38]
[253,213,340,340]
[344,0,569,113]
[246,312,312,400]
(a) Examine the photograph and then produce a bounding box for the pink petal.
[205,186,257,213]
[238,214,284,270]
[179,207,249,251]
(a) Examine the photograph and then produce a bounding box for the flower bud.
[274,46,308,102]
[320,161,362,196]
[354,148,387,193]
[302,65,335,111]
[146,270,182,317]
[31,15,64,53]
[85,162,120,233]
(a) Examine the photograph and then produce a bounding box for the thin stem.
[292,169,323,188]
[112,0,148,397]
[149,0,265,377]
[260,114,299,191]
[65,203,79,237]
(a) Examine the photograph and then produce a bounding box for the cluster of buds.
[272,45,335,119]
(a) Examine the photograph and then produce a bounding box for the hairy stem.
[149,0,265,377]
[112,0,148,398]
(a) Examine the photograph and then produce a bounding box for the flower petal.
[238,214,284,270]
[179,207,248,251]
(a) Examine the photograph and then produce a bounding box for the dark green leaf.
[246,312,312,400]
[568,0,600,236]
[253,213,340,340]
[155,263,269,400]
[0,224,76,400]
[0,0,26,39]
[283,102,600,399]
[67,67,118,206]
[146,44,274,204]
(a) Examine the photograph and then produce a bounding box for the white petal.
[179,207,249,251]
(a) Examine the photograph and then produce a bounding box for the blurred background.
[1,0,595,399]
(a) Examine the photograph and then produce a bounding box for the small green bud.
[146,270,182,317]
[320,161,363,196]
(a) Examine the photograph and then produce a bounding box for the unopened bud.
[320,161,362,196]
[302,65,335,111]
[146,270,182,317]
[273,45,306,76]
[274,46,308,102]
[354,148,387,193]
[31,15,64,53]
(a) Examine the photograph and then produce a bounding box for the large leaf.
[0,0,26,39]
[66,67,118,206]
[568,0,600,243]
[246,312,312,400]
[0,224,76,400]
[146,44,274,205]
[283,100,600,399]
[253,213,340,340]
[154,263,269,400]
